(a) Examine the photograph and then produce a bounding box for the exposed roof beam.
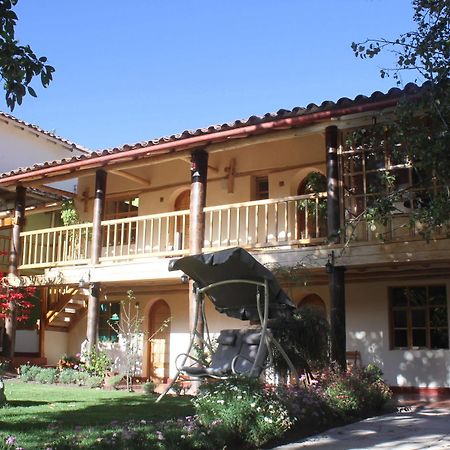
[36,184,76,198]
[111,169,151,186]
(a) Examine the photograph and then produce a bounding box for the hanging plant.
[60,200,80,226]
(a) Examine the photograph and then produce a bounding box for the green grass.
[0,380,193,449]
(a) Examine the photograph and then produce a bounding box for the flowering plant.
[0,273,37,323]
[193,376,294,448]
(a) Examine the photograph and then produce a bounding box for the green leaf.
[27,86,37,97]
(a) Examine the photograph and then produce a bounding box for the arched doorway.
[298,293,326,317]
[174,190,190,250]
[297,172,327,239]
[148,300,171,382]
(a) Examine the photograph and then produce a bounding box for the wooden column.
[86,169,107,351]
[326,125,340,243]
[326,126,346,370]
[4,185,26,357]
[188,149,208,332]
[329,266,346,370]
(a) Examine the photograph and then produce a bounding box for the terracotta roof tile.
[0,111,90,154]
[0,82,429,181]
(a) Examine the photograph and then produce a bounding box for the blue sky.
[3,0,417,150]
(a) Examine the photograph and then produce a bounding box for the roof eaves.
[0,111,90,154]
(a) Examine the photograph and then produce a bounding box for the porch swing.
[156,247,302,402]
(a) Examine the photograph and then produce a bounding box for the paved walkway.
[271,395,450,449]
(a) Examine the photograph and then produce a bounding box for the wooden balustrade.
[19,194,328,269]
[101,209,190,262]
[20,223,93,269]
[203,193,327,249]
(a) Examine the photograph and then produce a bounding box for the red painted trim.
[391,386,450,396]
[0,96,411,186]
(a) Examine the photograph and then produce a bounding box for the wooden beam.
[226,158,236,194]
[177,156,219,173]
[37,185,76,198]
[111,169,151,186]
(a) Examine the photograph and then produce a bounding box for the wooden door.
[148,300,171,382]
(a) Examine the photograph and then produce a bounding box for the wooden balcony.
[19,194,327,269]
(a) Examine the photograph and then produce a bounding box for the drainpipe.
[86,169,107,352]
[4,185,26,357]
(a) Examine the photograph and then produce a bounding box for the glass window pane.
[412,329,426,347]
[411,309,426,327]
[365,150,385,171]
[366,173,384,194]
[394,330,408,348]
[430,307,448,327]
[391,288,408,307]
[393,310,407,328]
[348,152,363,172]
[429,286,447,305]
[430,329,449,349]
[349,175,364,195]
[409,288,426,306]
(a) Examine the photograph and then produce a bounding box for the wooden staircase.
[46,287,88,331]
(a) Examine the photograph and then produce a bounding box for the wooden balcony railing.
[21,223,93,269]
[19,194,327,269]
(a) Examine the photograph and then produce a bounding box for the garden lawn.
[0,380,193,450]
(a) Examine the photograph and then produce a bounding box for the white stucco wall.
[346,278,450,388]
[0,118,86,193]
[44,330,68,365]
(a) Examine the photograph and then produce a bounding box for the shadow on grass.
[5,400,49,407]
[1,394,194,433]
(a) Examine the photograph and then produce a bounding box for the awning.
[169,247,295,321]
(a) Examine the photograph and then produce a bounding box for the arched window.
[298,293,326,317]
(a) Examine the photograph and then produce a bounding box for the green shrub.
[0,360,10,377]
[35,368,58,384]
[193,377,294,448]
[84,348,112,378]
[85,375,104,389]
[142,380,156,395]
[321,365,392,418]
[75,371,90,386]
[19,364,41,382]
[58,368,79,385]
[104,374,123,390]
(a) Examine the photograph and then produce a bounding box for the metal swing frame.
[156,276,299,402]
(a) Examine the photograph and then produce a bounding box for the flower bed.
[1,364,393,449]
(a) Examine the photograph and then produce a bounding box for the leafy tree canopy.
[0,0,54,110]
[350,0,449,239]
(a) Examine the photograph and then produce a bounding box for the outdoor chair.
[176,329,269,379]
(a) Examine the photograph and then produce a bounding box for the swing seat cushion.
[181,329,268,378]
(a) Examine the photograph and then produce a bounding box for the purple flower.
[5,436,16,446]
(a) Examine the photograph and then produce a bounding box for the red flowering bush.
[0,272,37,323]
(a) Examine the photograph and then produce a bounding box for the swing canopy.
[169,247,295,321]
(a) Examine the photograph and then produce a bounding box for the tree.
[0,0,54,110]
[107,290,171,391]
[0,272,37,357]
[350,0,449,239]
